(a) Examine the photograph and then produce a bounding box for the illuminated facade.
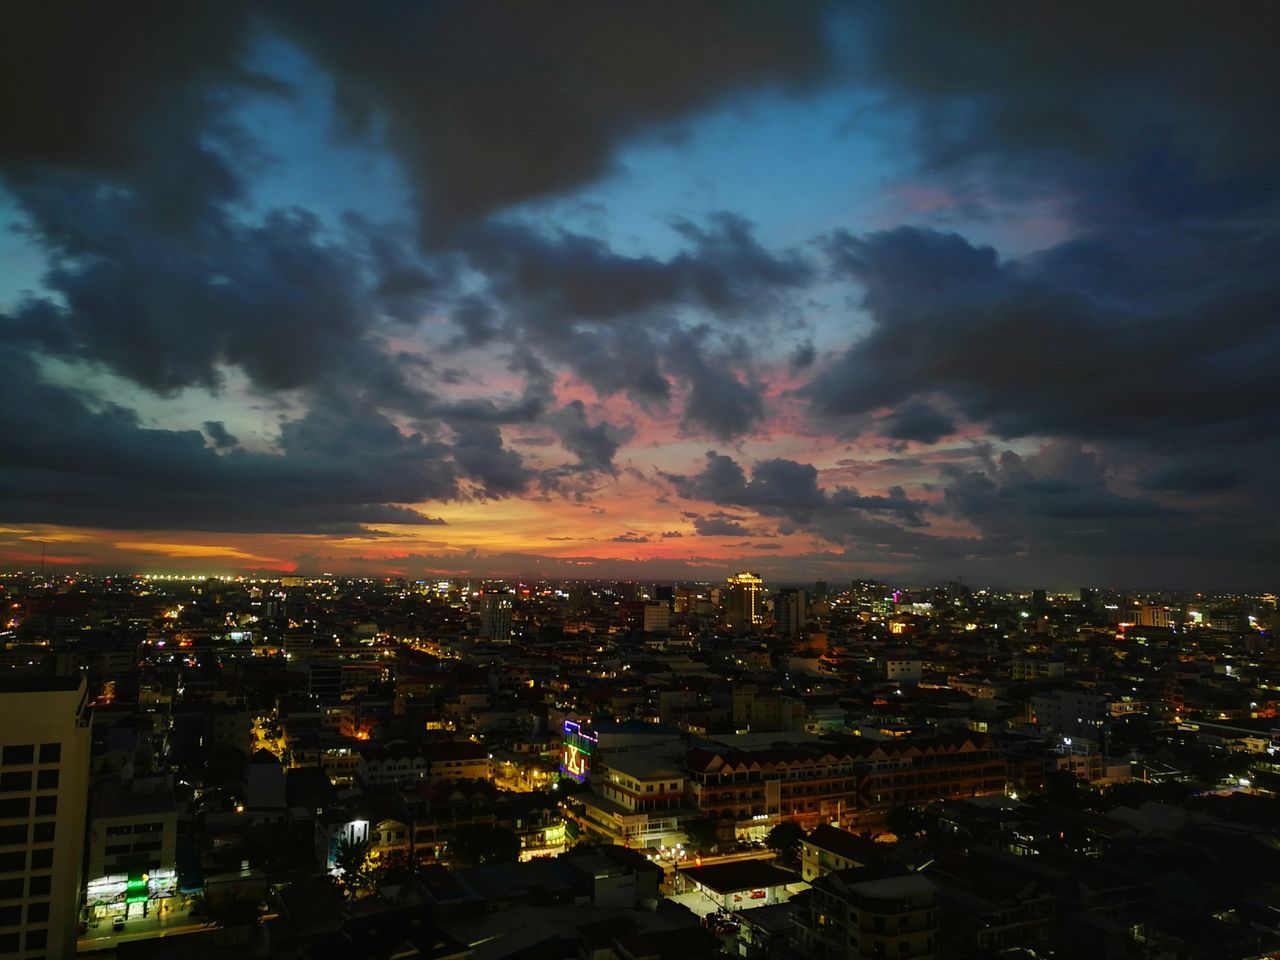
[479,590,514,643]
[725,572,765,629]
[560,720,598,783]
[84,777,178,923]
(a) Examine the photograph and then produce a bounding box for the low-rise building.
[796,864,938,960]
[84,776,178,922]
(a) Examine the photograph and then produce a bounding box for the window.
[0,747,31,767]
[0,854,22,874]
[0,774,29,794]
[27,876,50,897]
[0,881,19,900]
[35,771,57,791]
[0,932,18,954]
[33,797,54,817]
[24,929,46,950]
[0,907,18,927]
[31,823,53,844]
[0,801,23,821]
[0,829,23,848]
[37,744,59,764]
[29,850,51,870]
[25,903,47,924]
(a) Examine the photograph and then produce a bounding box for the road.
[77,900,204,953]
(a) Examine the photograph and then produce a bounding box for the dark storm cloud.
[454,216,807,438]
[610,532,650,544]
[664,330,767,441]
[546,401,631,474]
[0,348,453,533]
[447,423,534,498]
[808,225,1280,449]
[0,2,262,232]
[202,421,239,450]
[268,1,833,235]
[691,513,768,538]
[855,2,1280,218]
[935,441,1279,576]
[670,452,927,534]
[806,222,1280,577]
[2,2,835,232]
[789,342,817,371]
[879,400,956,445]
[0,1,827,538]
[463,214,809,329]
[6,182,427,405]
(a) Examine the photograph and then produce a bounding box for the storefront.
[84,869,177,920]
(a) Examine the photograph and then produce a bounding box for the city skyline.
[3,4,1279,590]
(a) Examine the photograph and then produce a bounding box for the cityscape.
[0,571,1278,959]
[3,2,1280,959]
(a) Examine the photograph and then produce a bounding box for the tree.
[765,822,805,861]
[448,824,521,867]
[189,892,263,928]
[886,804,927,840]
[682,818,719,854]
[368,849,413,887]
[333,836,371,898]
[1043,770,1089,808]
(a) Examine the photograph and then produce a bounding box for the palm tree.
[333,836,371,898]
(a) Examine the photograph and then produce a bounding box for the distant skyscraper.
[479,590,514,643]
[776,588,807,638]
[851,579,893,615]
[724,572,765,629]
[812,580,828,601]
[0,676,92,960]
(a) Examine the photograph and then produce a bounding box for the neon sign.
[560,719,598,783]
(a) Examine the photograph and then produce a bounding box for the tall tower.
[0,676,92,960]
[724,572,765,629]
[776,588,807,638]
[479,590,514,643]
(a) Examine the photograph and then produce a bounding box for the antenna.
[40,542,46,580]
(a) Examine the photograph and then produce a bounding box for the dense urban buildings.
[0,569,1276,958]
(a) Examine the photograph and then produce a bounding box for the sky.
[1,2,1278,589]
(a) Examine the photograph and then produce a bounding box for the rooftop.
[677,859,796,894]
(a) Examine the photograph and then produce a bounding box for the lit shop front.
[85,869,177,920]
[560,720,597,783]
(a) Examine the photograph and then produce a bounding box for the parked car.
[112,916,126,932]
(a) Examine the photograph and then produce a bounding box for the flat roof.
[0,675,84,694]
[678,860,796,894]
[603,753,685,780]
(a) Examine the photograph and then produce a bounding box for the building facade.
[0,676,92,960]
[796,865,939,960]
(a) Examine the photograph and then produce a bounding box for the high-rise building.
[724,572,764,629]
[0,676,92,960]
[776,588,807,638]
[479,590,514,643]
[1139,604,1171,628]
[642,602,671,633]
[851,579,893,616]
